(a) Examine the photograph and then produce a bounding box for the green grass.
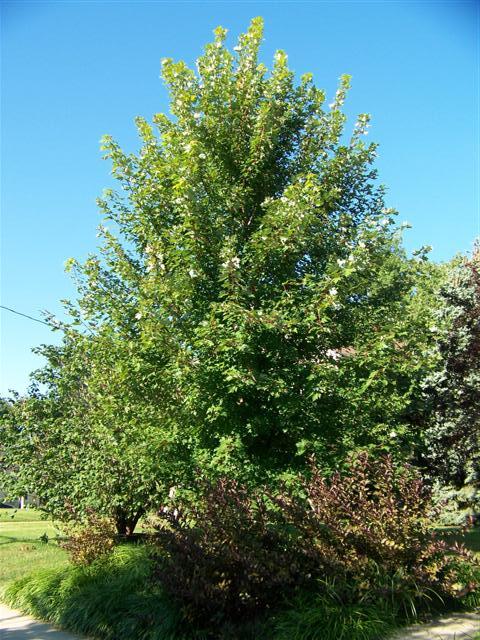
[273,594,397,640]
[0,507,46,522]
[0,507,68,590]
[459,527,480,555]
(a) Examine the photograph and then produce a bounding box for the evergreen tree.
[423,249,480,486]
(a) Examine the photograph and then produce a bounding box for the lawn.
[0,507,68,590]
[461,527,480,556]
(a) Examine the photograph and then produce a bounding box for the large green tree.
[1,19,441,528]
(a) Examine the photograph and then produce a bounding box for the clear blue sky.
[1,0,478,396]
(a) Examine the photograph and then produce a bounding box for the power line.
[0,305,51,327]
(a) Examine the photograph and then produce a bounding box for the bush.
[152,453,480,630]
[151,478,309,626]
[277,453,480,616]
[60,510,117,565]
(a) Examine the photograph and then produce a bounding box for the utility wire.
[0,304,98,337]
[0,305,51,327]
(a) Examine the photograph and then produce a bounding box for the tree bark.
[114,508,144,537]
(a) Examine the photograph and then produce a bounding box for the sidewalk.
[392,611,480,640]
[1,602,478,640]
[0,604,84,640]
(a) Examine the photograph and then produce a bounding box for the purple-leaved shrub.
[152,453,480,626]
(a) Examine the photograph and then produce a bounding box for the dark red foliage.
[276,454,478,606]
[152,478,310,624]
[151,454,479,626]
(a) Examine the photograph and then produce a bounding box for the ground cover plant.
[3,545,183,640]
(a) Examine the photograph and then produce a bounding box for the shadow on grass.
[0,536,62,547]
[439,527,480,554]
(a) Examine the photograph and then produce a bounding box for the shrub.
[151,478,309,626]
[152,453,480,630]
[60,510,116,565]
[276,453,479,615]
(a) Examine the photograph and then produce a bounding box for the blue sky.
[1,0,478,395]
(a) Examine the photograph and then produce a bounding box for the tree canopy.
[0,18,453,530]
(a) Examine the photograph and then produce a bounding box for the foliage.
[60,510,117,565]
[0,333,185,534]
[152,453,480,630]
[422,250,480,486]
[273,592,397,640]
[279,453,480,615]
[151,477,307,626]
[432,481,480,527]
[124,17,438,477]
[0,18,445,528]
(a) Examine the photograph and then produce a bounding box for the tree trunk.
[114,508,144,538]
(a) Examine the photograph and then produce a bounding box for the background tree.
[422,249,480,487]
[0,329,185,535]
